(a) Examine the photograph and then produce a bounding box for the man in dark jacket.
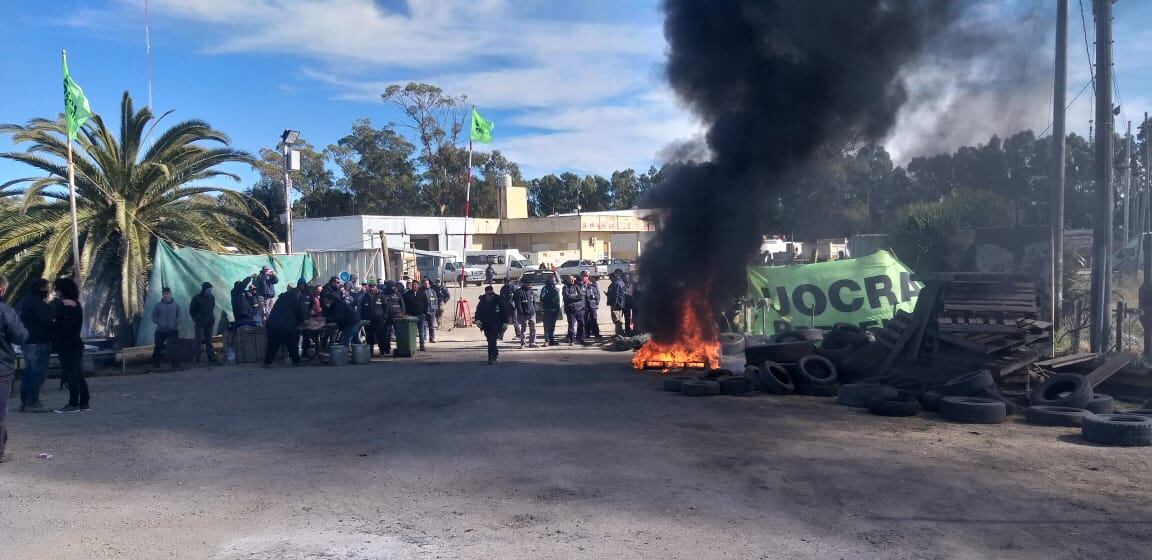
[254,266,278,318]
[323,291,361,347]
[499,281,519,341]
[539,275,561,346]
[485,264,495,286]
[263,287,306,367]
[0,275,30,462]
[580,271,602,341]
[16,279,53,413]
[419,279,439,343]
[433,279,451,329]
[607,271,627,337]
[402,280,430,351]
[512,277,537,348]
[379,282,406,355]
[231,277,260,327]
[474,285,507,364]
[359,283,385,357]
[188,282,218,363]
[561,275,586,345]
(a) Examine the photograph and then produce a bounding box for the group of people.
[472,269,638,365]
[0,275,87,462]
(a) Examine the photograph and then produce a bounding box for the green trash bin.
[394,317,420,357]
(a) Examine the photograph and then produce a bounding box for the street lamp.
[281,129,300,254]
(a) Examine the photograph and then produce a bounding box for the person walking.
[512,277,537,348]
[263,285,307,368]
[539,275,561,346]
[499,280,519,341]
[51,278,87,413]
[0,275,29,462]
[484,264,495,286]
[188,282,218,363]
[433,279,451,330]
[402,280,429,351]
[607,271,627,337]
[561,275,586,345]
[419,279,439,343]
[581,271,602,341]
[151,287,182,369]
[474,286,507,365]
[254,266,278,319]
[15,279,53,413]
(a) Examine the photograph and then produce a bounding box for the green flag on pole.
[470,107,494,144]
[62,54,92,141]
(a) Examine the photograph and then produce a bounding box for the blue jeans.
[416,315,427,347]
[340,323,361,347]
[423,312,436,342]
[20,343,51,405]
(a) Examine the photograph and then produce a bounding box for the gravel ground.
[3,320,1152,559]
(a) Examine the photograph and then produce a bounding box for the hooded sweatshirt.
[152,298,182,332]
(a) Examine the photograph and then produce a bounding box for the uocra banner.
[745,250,921,335]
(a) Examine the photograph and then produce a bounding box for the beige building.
[292,175,656,266]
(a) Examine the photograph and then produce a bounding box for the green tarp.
[746,250,920,335]
[137,240,316,345]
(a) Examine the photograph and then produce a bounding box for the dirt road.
[2,335,1150,559]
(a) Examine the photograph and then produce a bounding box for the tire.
[792,355,838,387]
[1081,414,1152,446]
[797,384,839,397]
[703,368,734,380]
[920,390,944,412]
[1024,405,1092,427]
[743,364,764,390]
[868,395,923,417]
[1030,373,1092,409]
[792,327,824,342]
[837,383,898,408]
[681,379,721,397]
[756,361,795,395]
[718,375,752,395]
[816,344,853,363]
[663,375,697,392]
[1118,409,1152,419]
[941,369,996,397]
[1085,394,1116,414]
[836,343,887,383]
[977,389,1020,415]
[719,333,745,356]
[745,342,816,365]
[822,329,868,350]
[832,322,864,334]
[773,332,806,343]
[939,396,1007,424]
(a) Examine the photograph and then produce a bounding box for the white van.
[464,249,537,283]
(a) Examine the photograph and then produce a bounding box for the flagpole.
[63,50,82,284]
[459,136,473,307]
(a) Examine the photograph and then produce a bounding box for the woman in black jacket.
[52,278,88,412]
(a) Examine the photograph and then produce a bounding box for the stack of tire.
[1023,373,1151,446]
[912,369,1019,424]
[662,369,753,397]
[743,327,841,397]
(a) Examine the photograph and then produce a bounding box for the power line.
[1077,0,1095,91]
[1039,79,1095,138]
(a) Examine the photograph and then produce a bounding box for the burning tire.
[1024,406,1092,427]
[755,361,795,395]
[1081,414,1152,446]
[1085,394,1116,414]
[663,375,698,392]
[868,395,922,417]
[718,375,752,395]
[791,355,838,388]
[939,396,1007,424]
[1030,373,1092,409]
[681,379,721,397]
[719,333,745,356]
[836,383,897,408]
[941,369,996,396]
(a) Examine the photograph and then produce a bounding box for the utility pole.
[1051,0,1068,328]
[1125,121,1133,244]
[1089,0,1114,352]
[1145,113,1151,234]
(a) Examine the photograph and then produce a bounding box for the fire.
[631,296,720,371]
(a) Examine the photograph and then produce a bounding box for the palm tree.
[0,92,273,334]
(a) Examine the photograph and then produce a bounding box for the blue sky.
[2,0,1151,192]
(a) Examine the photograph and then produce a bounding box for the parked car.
[596,258,632,277]
[518,269,559,322]
[444,261,484,286]
[556,259,599,280]
[464,249,535,283]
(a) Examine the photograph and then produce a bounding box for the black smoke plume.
[640,0,962,342]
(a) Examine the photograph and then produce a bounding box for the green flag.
[62,54,92,141]
[470,107,494,144]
